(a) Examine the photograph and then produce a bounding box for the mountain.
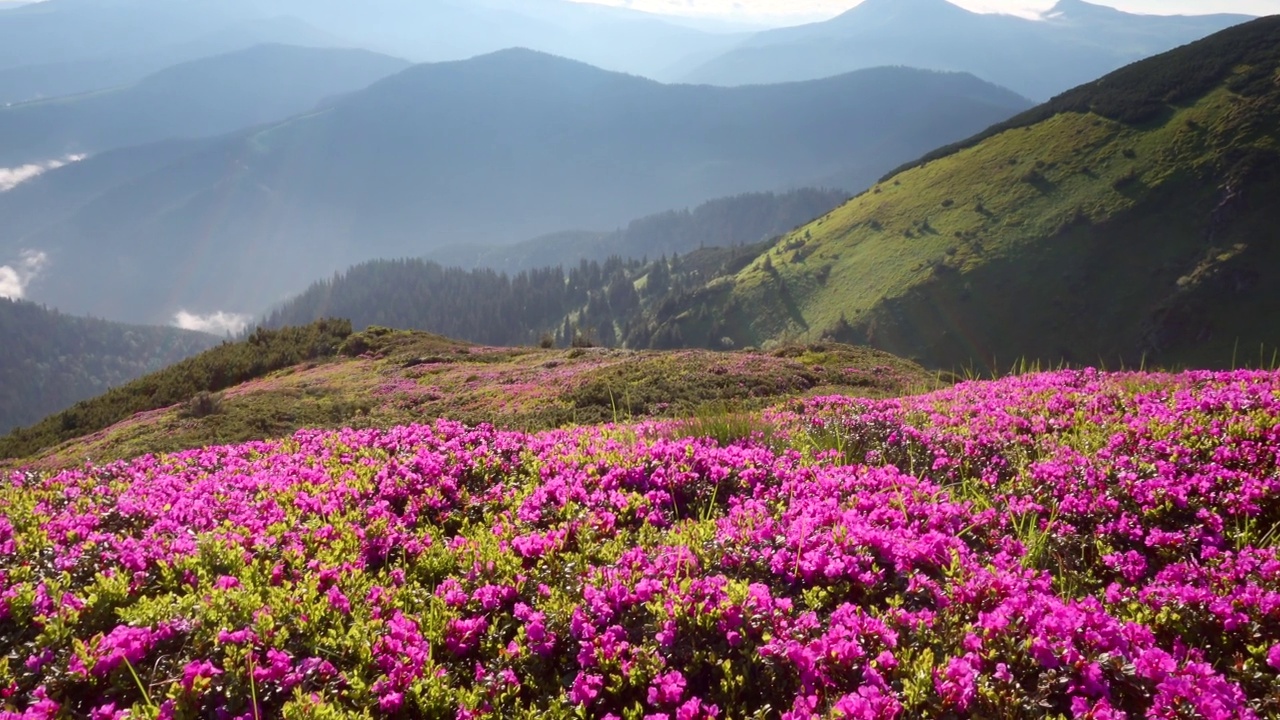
[647,16,1280,372]
[254,0,751,79]
[0,0,745,104]
[0,321,935,468]
[0,297,219,433]
[0,17,345,106]
[0,2,346,104]
[0,45,410,167]
[0,52,1031,325]
[429,188,851,273]
[683,0,1254,100]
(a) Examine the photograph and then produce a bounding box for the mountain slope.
[0,53,1031,325]
[0,297,219,433]
[684,0,1253,100]
[0,44,410,166]
[654,16,1280,372]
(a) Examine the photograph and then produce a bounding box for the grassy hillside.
[659,16,1280,372]
[0,298,219,433]
[0,324,938,470]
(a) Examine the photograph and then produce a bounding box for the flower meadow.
[1,368,1279,719]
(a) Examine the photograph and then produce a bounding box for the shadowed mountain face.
[0,51,1032,325]
[0,45,411,167]
[0,297,218,434]
[652,17,1280,372]
[0,0,746,104]
[683,0,1255,100]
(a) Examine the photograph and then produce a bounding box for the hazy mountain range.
[428,188,851,273]
[0,45,410,167]
[1,51,1031,325]
[0,0,1255,108]
[0,0,749,104]
[242,16,1280,374]
[683,0,1254,100]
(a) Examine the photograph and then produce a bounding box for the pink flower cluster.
[0,369,1276,718]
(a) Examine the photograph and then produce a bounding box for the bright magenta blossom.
[0,370,1277,717]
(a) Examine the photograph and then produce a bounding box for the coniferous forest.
[0,298,217,432]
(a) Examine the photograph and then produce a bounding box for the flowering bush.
[1,369,1277,718]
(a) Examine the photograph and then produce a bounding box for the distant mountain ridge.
[653,16,1280,371]
[0,16,342,105]
[0,52,1031,325]
[0,44,410,167]
[683,0,1254,100]
[0,1,346,104]
[429,188,851,273]
[0,0,748,103]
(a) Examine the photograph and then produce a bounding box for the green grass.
[665,401,779,448]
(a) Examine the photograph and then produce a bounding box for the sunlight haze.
[571,0,1278,22]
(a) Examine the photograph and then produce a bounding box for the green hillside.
[656,16,1280,372]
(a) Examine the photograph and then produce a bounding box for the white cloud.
[0,267,23,299]
[0,250,49,300]
[173,310,251,336]
[0,154,87,192]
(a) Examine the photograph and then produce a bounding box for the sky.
[571,0,1280,23]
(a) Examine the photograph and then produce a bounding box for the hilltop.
[651,16,1280,372]
[0,321,937,470]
